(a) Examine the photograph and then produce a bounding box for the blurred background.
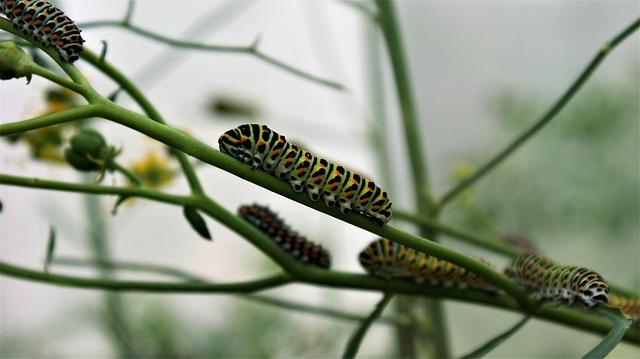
[1,0,638,357]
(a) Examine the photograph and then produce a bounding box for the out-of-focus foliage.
[446,68,638,271]
[5,87,80,162]
[129,150,175,187]
[105,299,346,358]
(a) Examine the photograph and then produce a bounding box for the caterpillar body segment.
[219,124,392,225]
[238,204,331,269]
[505,254,609,309]
[0,0,84,62]
[359,238,498,294]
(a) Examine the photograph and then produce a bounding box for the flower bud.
[70,129,106,158]
[0,41,34,83]
[64,129,114,172]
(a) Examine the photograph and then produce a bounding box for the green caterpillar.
[219,124,392,225]
[359,238,498,293]
[504,253,609,308]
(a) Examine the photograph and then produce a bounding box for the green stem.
[394,209,520,257]
[51,257,409,327]
[342,293,394,358]
[376,1,446,356]
[82,186,136,358]
[0,104,104,135]
[394,209,639,298]
[1,167,530,306]
[112,162,143,186]
[438,17,640,208]
[0,261,291,293]
[81,50,205,195]
[376,0,432,211]
[27,63,87,94]
[1,261,639,344]
[77,21,344,90]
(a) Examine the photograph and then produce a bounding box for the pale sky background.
[1,1,639,358]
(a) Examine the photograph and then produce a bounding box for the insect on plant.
[0,1,639,358]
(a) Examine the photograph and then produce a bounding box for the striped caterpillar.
[0,0,84,62]
[238,204,331,269]
[358,238,497,293]
[219,124,392,225]
[504,253,609,308]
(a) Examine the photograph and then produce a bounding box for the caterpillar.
[220,124,392,225]
[238,203,331,269]
[0,0,84,62]
[504,253,609,308]
[608,294,640,327]
[358,238,498,293]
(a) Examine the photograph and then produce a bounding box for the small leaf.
[111,195,130,215]
[99,40,108,62]
[460,316,530,359]
[582,306,632,359]
[44,226,56,273]
[183,206,212,240]
[107,88,122,102]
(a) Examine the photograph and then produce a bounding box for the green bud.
[64,148,100,171]
[70,129,106,158]
[0,41,34,83]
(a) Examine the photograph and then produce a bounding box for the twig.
[0,261,291,293]
[342,293,393,358]
[77,20,345,90]
[51,256,409,327]
[437,17,640,208]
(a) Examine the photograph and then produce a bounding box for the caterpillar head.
[219,127,253,164]
[577,271,609,308]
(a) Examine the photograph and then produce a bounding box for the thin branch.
[0,105,104,135]
[342,293,394,358]
[394,209,520,257]
[80,50,205,195]
[0,261,291,293]
[393,209,640,298]
[1,99,532,305]
[1,230,639,343]
[51,256,409,327]
[376,1,445,356]
[0,18,98,97]
[77,20,345,90]
[27,64,86,94]
[438,17,640,208]
[111,162,143,187]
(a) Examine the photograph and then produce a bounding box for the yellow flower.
[450,161,474,182]
[130,150,174,187]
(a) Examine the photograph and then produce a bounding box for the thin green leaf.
[111,195,130,215]
[99,40,108,63]
[460,316,530,359]
[342,293,393,359]
[582,306,632,359]
[107,88,122,102]
[183,205,212,240]
[44,226,56,273]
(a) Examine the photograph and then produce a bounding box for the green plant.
[1,2,638,358]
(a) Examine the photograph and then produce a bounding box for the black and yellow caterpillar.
[1,0,84,62]
[238,204,331,269]
[504,253,609,308]
[219,124,392,225]
[358,238,497,293]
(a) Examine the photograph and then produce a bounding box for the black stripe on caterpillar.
[219,124,392,225]
[1,0,84,62]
